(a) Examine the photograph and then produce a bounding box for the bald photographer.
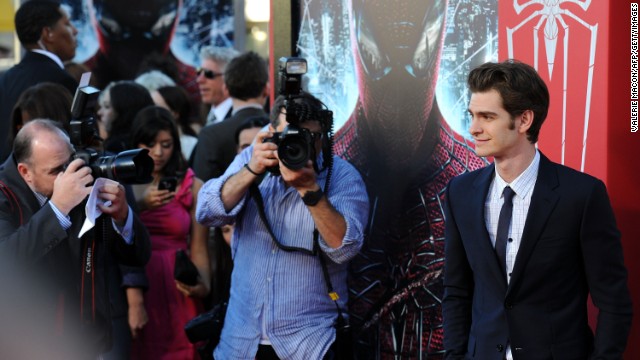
[0,120,151,359]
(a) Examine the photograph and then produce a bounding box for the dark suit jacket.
[0,155,151,357]
[192,106,267,181]
[443,153,632,360]
[0,51,78,160]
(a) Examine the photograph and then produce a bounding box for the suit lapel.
[507,154,559,296]
[472,164,509,290]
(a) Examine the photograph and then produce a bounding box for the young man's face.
[467,89,528,161]
[45,7,78,61]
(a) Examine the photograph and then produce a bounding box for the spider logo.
[506,0,598,171]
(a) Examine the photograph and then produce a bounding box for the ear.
[518,110,534,134]
[40,27,53,42]
[17,162,32,184]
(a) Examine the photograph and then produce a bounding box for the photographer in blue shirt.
[196,88,369,359]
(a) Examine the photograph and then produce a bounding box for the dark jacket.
[0,155,151,358]
[0,51,78,160]
[443,153,633,360]
[192,106,267,181]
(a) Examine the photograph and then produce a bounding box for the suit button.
[505,301,513,309]
[497,344,504,352]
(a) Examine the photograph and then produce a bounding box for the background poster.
[60,0,234,84]
[296,0,497,358]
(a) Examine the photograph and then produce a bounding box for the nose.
[468,117,481,136]
[152,145,163,156]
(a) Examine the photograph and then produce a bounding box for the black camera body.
[264,125,316,170]
[69,77,153,184]
[264,57,316,173]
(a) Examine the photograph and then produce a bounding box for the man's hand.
[97,182,129,225]
[246,131,280,175]
[50,158,93,215]
[278,156,319,194]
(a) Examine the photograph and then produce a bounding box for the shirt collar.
[494,150,540,199]
[213,97,233,120]
[31,49,65,69]
[31,189,49,207]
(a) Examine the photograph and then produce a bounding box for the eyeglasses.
[196,68,223,80]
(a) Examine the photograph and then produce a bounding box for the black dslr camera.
[69,78,153,184]
[264,57,330,172]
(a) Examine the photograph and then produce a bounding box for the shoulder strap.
[249,182,347,326]
[0,180,24,225]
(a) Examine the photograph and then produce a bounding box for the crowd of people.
[0,1,633,360]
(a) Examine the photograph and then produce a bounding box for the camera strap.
[79,216,111,328]
[248,182,348,327]
[0,180,24,225]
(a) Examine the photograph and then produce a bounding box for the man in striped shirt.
[197,92,369,359]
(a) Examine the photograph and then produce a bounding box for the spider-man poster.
[297,0,497,358]
[60,0,234,88]
[295,0,639,358]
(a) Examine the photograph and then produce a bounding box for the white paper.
[79,178,117,237]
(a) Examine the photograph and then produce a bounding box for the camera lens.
[92,149,153,184]
[278,136,310,170]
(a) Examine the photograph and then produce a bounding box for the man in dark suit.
[193,51,269,182]
[0,120,151,358]
[443,60,632,359]
[0,0,79,161]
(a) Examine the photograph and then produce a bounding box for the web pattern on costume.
[335,119,488,359]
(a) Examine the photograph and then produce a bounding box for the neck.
[231,97,265,110]
[494,145,536,183]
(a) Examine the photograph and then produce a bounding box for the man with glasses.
[193,51,268,182]
[197,46,239,126]
[196,92,369,359]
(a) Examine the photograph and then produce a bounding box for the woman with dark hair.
[151,85,199,162]
[101,81,154,153]
[8,82,72,150]
[129,105,210,360]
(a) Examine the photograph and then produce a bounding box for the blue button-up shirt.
[197,148,369,359]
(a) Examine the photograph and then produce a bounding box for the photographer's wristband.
[244,163,262,176]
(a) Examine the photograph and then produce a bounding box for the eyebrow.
[47,162,67,175]
[468,109,499,118]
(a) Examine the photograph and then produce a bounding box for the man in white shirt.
[443,60,632,360]
[197,46,239,126]
[0,0,78,161]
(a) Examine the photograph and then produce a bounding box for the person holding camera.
[129,106,211,360]
[0,119,151,358]
[196,91,369,359]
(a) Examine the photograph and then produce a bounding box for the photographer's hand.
[50,158,93,215]
[247,130,279,175]
[97,182,129,225]
[281,158,347,249]
[279,158,318,192]
[220,130,278,212]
